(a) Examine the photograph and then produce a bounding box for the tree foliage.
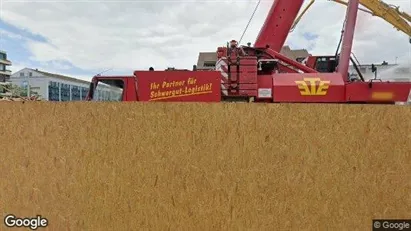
[0,82,42,101]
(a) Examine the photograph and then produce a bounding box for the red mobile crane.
[86,0,411,104]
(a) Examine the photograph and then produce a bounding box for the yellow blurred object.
[291,0,411,42]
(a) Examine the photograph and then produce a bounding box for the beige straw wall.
[0,102,410,230]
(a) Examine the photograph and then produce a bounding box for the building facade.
[0,50,12,82]
[10,68,122,101]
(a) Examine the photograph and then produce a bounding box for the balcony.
[0,70,12,76]
[0,59,12,65]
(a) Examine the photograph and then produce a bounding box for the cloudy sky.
[0,0,410,81]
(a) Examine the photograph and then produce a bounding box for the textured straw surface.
[0,102,410,230]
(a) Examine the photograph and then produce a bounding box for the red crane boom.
[254,0,305,51]
[337,0,360,79]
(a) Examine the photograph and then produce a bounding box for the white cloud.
[1,0,410,75]
[43,60,72,70]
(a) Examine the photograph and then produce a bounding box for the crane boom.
[254,0,305,51]
[338,0,360,78]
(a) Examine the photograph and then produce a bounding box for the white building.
[10,68,122,101]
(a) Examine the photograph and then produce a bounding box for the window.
[71,85,81,101]
[48,81,60,101]
[203,61,216,67]
[296,57,306,62]
[81,87,89,100]
[0,64,4,71]
[315,57,337,73]
[20,72,24,77]
[0,53,5,60]
[90,79,124,101]
[60,83,70,101]
[29,72,33,77]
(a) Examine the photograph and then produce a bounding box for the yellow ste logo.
[295,78,330,96]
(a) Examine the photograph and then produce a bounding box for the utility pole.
[26,73,30,98]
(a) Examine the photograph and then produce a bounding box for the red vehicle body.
[86,0,411,104]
